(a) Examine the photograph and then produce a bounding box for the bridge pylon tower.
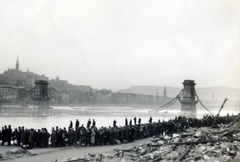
[179,80,198,113]
[32,80,50,108]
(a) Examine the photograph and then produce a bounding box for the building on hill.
[0,56,48,87]
[49,76,91,92]
[49,76,68,90]
[0,57,92,104]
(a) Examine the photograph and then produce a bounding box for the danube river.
[0,106,239,132]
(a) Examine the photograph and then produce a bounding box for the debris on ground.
[58,115,240,162]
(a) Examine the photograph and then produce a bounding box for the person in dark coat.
[134,117,137,125]
[12,128,18,145]
[138,118,141,125]
[16,128,21,146]
[35,129,42,147]
[149,116,152,124]
[21,127,25,145]
[139,124,143,139]
[92,119,96,128]
[42,128,50,147]
[29,129,35,147]
[0,128,2,142]
[61,127,67,147]
[56,128,62,147]
[69,121,73,129]
[7,125,12,145]
[75,119,79,130]
[73,128,78,145]
[86,129,91,146]
[158,122,163,135]
[68,128,74,146]
[1,126,6,145]
[80,126,86,145]
[22,129,29,146]
[113,120,117,127]
[18,127,23,146]
[124,127,129,142]
[50,128,56,147]
[55,126,59,147]
[102,128,109,145]
[125,118,128,126]
[119,127,124,142]
[87,119,91,129]
[129,127,134,142]
[129,119,132,127]
[95,128,100,145]
[109,128,115,145]
[149,124,153,136]
[74,127,80,144]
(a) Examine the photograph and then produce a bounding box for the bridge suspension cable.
[21,87,35,97]
[150,88,214,114]
[193,89,214,115]
[154,97,179,112]
[149,89,183,112]
[19,86,58,101]
[42,87,58,101]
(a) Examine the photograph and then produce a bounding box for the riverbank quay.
[1,125,240,162]
[0,113,239,161]
[1,117,240,162]
[0,138,151,162]
[84,116,240,162]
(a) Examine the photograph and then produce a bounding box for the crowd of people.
[0,114,236,149]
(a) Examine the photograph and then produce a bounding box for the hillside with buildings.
[0,57,170,107]
[118,86,240,101]
[2,57,238,109]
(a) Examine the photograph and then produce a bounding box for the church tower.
[163,85,167,98]
[16,55,19,71]
[155,91,160,105]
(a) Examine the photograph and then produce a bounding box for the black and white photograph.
[0,0,239,161]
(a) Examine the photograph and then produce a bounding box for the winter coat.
[90,130,95,144]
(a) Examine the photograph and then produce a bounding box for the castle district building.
[0,56,91,92]
[0,56,48,87]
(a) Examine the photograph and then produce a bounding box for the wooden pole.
[211,98,228,128]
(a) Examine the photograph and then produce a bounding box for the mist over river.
[0,105,239,132]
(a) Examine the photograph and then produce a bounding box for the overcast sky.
[0,0,239,90]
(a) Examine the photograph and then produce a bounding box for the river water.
[0,105,239,132]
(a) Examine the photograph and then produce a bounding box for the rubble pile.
[66,116,240,162]
[0,148,33,161]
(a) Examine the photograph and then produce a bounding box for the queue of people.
[0,114,235,149]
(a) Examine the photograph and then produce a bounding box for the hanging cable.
[22,87,35,97]
[150,96,177,112]
[194,89,214,115]
[153,97,179,112]
[149,89,183,112]
[42,87,58,101]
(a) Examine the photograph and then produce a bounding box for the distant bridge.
[0,82,58,106]
[0,85,24,100]
[149,80,213,114]
[0,85,24,89]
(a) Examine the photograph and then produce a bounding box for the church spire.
[164,85,167,98]
[16,55,19,71]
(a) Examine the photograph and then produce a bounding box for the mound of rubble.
[64,115,240,162]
